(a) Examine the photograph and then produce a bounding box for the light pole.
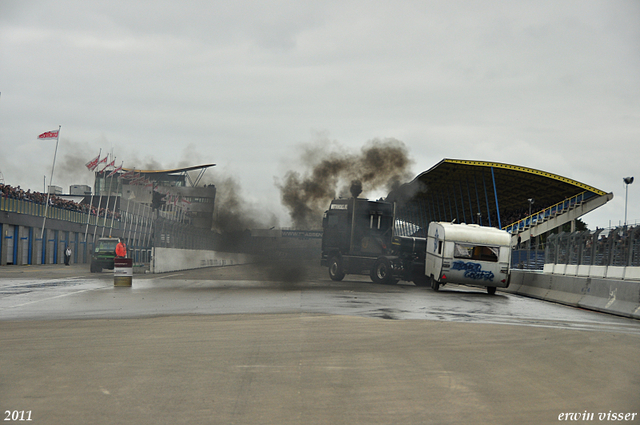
[528,198,534,268]
[624,177,634,226]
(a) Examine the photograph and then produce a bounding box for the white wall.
[151,247,254,273]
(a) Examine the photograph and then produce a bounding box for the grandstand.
[387,159,613,244]
[95,164,216,229]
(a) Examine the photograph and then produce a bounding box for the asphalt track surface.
[1,261,639,425]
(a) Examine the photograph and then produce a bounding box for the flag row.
[38,130,153,189]
[84,154,153,186]
[83,151,192,208]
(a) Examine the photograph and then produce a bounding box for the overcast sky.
[1,0,639,229]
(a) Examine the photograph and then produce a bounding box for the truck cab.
[321,198,394,281]
[90,237,119,273]
[425,222,511,294]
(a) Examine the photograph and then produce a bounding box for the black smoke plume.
[277,138,414,229]
[208,174,278,233]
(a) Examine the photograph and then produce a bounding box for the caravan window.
[454,244,499,262]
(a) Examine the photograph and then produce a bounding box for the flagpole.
[101,157,116,237]
[108,162,123,237]
[93,155,107,244]
[84,149,102,242]
[122,197,131,236]
[40,125,61,241]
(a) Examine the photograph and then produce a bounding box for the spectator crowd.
[1,183,120,220]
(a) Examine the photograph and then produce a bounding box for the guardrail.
[503,191,594,234]
[0,196,118,228]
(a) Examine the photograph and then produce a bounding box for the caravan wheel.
[430,276,440,292]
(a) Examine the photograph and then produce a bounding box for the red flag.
[38,130,59,140]
[107,163,123,178]
[85,154,101,171]
[100,158,115,173]
[94,156,108,169]
[120,169,136,179]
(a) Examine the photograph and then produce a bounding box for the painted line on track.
[0,286,110,310]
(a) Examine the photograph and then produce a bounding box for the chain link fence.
[545,225,640,267]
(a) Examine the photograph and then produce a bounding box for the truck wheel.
[90,263,97,273]
[328,257,345,281]
[370,258,396,285]
[430,276,440,292]
[487,286,496,295]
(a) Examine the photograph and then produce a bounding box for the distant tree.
[561,218,588,232]
[537,218,589,249]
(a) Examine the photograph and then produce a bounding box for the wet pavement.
[1,262,639,425]
[1,262,639,335]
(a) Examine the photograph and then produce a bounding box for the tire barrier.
[114,258,133,287]
[503,269,640,319]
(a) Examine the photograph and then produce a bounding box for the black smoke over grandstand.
[190,173,278,253]
[277,138,414,229]
[207,175,278,233]
[57,141,106,187]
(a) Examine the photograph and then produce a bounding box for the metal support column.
[490,167,502,229]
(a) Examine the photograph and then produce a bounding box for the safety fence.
[511,250,545,270]
[545,225,640,267]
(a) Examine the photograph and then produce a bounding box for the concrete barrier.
[606,266,625,280]
[150,248,254,274]
[625,267,640,281]
[515,272,552,299]
[543,274,587,306]
[506,270,525,293]
[504,270,640,320]
[578,277,640,318]
[589,265,607,279]
[553,264,566,275]
[576,265,590,277]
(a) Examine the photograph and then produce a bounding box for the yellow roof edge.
[120,164,216,174]
[443,159,607,196]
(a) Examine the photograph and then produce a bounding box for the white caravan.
[425,222,512,294]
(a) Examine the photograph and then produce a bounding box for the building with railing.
[0,164,218,267]
[0,195,150,266]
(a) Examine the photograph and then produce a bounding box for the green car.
[90,238,119,273]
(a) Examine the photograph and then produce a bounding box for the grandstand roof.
[387,159,609,229]
[121,164,216,174]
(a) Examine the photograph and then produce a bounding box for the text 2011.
[4,411,32,421]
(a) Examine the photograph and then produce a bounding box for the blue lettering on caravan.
[451,261,495,281]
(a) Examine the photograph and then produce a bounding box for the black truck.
[320,197,429,286]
